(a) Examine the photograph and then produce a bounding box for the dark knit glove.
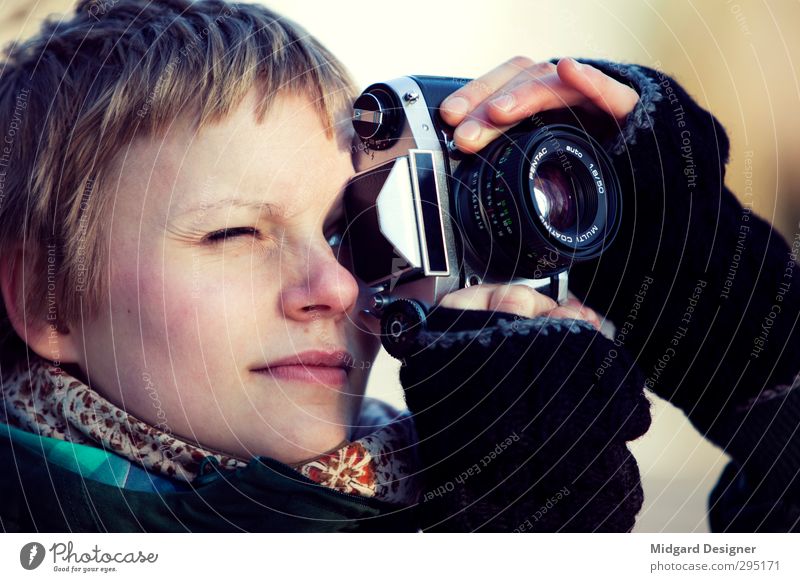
[566,59,800,527]
[398,307,651,532]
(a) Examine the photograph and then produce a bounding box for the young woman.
[0,0,797,532]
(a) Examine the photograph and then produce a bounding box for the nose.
[280,243,360,322]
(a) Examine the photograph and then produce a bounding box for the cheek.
[106,243,208,361]
[136,265,223,354]
[134,255,281,362]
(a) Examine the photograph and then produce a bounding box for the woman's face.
[73,90,380,464]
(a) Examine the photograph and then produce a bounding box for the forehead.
[115,90,354,218]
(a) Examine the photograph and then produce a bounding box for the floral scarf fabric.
[1,358,420,505]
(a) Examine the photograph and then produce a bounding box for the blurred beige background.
[3,0,797,532]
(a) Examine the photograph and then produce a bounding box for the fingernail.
[442,96,469,117]
[456,119,482,141]
[490,93,515,112]
[569,57,584,71]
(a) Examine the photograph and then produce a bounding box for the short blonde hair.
[0,0,356,362]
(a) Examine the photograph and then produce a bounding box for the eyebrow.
[172,198,284,219]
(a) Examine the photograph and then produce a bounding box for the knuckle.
[464,78,494,98]
[492,299,526,315]
[492,285,533,312]
[515,79,546,102]
[508,55,536,70]
[548,306,575,319]
[506,285,535,303]
[532,298,558,316]
[526,61,557,77]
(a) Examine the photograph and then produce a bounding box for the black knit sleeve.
[566,59,800,529]
[397,306,651,532]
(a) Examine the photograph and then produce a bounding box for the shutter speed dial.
[352,87,402,149]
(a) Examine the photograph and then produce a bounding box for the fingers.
[440,56,640,154]
[439,283,557,319]
[456,70,587,153]
[438,283,603,330]
[444,60,566,154]
[439,56,536,127]
[483,71,586,126]
[488,284,558,318]
[554,57,639,123]
[545,301,602,330]
[438,284,500,312]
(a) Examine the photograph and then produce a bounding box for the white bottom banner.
[1,533,798,581]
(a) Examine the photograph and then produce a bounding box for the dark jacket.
[2,59,798,532]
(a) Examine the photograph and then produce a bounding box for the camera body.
[343,76,621,357]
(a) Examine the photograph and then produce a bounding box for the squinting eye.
[203,226,260,243]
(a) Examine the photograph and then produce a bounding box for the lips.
[264,350,353,368]
[253,350,353,387]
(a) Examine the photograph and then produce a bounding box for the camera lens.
[531,158,600,235]
[454,123,620,279]
[532,161,577,232]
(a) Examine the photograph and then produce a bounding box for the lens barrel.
[454,124,621,279]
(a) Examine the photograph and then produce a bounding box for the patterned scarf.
[1,358,420,505]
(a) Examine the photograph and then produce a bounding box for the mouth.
[252,350,353,388]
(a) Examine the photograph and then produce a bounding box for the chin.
[260,401,362,462]
[271,425,351,464]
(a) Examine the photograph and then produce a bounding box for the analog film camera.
[341,76,621,357]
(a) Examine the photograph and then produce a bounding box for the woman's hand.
[435,56,629,329]
[440,56,640,153]
[439,283,602,330]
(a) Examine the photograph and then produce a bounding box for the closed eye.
[203,226,261,244]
